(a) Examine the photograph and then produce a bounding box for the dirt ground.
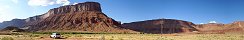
[0,33,244,40]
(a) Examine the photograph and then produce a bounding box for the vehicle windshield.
[56,34,60,35]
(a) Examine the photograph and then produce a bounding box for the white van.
[50,33,61,38]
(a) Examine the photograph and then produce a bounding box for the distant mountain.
[195,21,244,33]
[121,19,198,34]
[0,19,26,29]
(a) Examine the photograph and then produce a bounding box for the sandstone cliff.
[121,19,198,34]
[25,2,136,33]
[25,2,102,23]
[1,1,243,34]
[195,21,244,33]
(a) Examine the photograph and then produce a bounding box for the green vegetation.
[29,34,40,37]
[1,37,14,40]
[31,32,138,34]
[0,33,244,40]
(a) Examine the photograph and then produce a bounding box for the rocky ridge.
[121,19,198,34]
[0,19,26,29]
[0,2,244,34]
[195,21,244,33]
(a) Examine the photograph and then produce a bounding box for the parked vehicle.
[50,33,61,38]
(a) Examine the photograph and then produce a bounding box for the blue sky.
[0,0,244,24]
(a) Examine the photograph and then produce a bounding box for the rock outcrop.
[25,2,102,23]
[195,21,244,33]
[121,19,198,34]
[43,2,101,17]
[1,1,243,34]
[25,2,136,33]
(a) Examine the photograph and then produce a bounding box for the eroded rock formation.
[121,19,197,34]
[24,2,136,33]
[1,1,243,34]
[195,21,244,33]
[25,2,102,23]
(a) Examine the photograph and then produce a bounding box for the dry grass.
[0,33,244,40]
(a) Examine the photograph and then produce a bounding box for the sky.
[0,0,244,24]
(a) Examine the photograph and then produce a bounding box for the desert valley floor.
[0,32,244,40]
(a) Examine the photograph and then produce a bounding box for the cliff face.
[25,2,102,23]
[2,1,243,34]
[25,2,136,33]
[44,2,101,16]
[195,21,244,32]
[121,19,197,34]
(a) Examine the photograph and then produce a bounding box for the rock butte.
[22,2,136,33]
[121,19,198,34]
[0,2,244,34]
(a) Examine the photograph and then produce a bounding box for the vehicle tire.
[50,36,52,38]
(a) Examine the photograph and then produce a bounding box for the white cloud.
[28,0,55,6]
[0,5,16,22]
[3,5,10,8]
[200,23,204,24]
[209,21,217,23]
[56,0,70,6]
[28,0,70,6]
[12,0,18,3]
[62,1,70,6]
[73,2,78,5]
